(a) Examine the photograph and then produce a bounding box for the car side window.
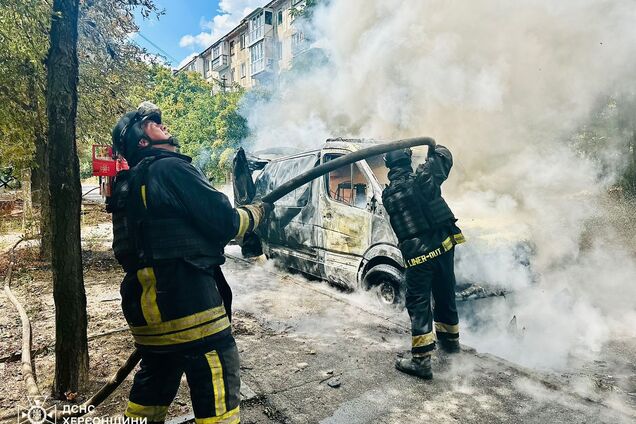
[259,154,318,207]
[324,154,371,210]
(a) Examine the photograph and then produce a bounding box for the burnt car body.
[235,138,407,304]
[233,138,531,305]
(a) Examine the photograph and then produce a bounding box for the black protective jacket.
[107,148,245,352]
[382,145,464,267]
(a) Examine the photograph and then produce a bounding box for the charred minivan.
[234,138,408,305]
[234,138,532,306]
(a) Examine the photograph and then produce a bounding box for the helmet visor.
[137,101,162,124]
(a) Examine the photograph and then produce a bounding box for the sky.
[133,0,263,69]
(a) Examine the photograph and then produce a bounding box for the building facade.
[176,0,311,90]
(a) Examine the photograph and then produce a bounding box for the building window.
[203,58,210,77]
[292,31,308,55]
[250,42,264,74]
[240,33,246,49]
[277,10,283,26]
[240,63,246,78]
[213,46,220,58]
[231,68,235,83]
[250,12,264,44]
[265,11,273,25]
[230,41,235,56]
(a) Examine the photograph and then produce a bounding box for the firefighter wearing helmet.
[107,102,271,423]
[382,145,465,379]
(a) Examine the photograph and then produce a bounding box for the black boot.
[395,355,433,379]
[438,338,461,354]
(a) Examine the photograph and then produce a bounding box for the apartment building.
[177,0,311,90]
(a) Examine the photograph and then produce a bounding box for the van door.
[317,153,374,287]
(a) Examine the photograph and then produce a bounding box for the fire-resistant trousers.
[404,248,460,357]
[124,341,241,424]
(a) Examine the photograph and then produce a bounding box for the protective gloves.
[235,201,273,237]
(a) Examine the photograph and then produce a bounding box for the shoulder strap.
[125,156,164,267]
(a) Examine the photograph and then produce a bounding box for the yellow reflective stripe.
[412,332,435,348]
[141,184,147,208]
[235,208,250,238]
[206,351,227,416]
[405,233,466,268]
[125,401,168,422]
[453,233,466,244]
[137,267,162,325]
[442,237,454,251]
[435,322,460,334]
[130,305,227,336]
[195,406,240,424]
[132,315,231,346]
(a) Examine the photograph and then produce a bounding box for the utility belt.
[404,233,465,268]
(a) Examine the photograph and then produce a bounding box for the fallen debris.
[326,377,341,388]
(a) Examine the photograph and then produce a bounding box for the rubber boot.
[438,338,461,354]
[395,354,433,379]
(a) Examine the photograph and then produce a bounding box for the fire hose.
[261,136,435,203]
[1,136,435,420]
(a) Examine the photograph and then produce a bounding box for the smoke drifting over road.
[242,0,636,370]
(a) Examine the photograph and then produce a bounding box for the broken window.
[366,155,390,187]
[255,153,318,207]
[324,155,371,209]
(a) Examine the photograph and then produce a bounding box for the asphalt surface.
[221,246,635,424]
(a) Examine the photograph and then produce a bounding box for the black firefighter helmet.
[384,148,413,168]
[111,101,166,160]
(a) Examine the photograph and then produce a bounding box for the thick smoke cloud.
[242,0,636,369]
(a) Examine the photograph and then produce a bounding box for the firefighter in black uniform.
[108,102,270,423]
[382,145,465,379]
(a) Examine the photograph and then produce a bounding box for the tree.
[142,67,250,181]
[0,0,50,252]
[46,0,88,397]
[1,0,160,257]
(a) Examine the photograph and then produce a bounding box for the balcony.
[251,58,274,76]
[291,32,309,56]
[211,54,229,71]
[248,26,264,46]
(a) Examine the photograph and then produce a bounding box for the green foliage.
[571,94,636,195]
[143,67,249,181]
[0,0,161,173]
[0,0,49,170]
[290,0,325,20]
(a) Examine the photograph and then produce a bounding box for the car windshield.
[366,154,389,187]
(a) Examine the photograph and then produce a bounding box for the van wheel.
[362,264,405,309]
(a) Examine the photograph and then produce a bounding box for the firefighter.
[382,145,465,379]
[107,101,271,423]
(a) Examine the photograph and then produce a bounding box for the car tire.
[362,264,405,309]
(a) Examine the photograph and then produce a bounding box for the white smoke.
[242,0,636,370]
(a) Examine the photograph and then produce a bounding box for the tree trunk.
[46,0,89,397]
[21,169,35,237]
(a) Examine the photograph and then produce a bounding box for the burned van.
[234,138,408,305]
[233,138,531,306]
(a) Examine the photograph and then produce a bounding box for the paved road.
[222,246,635,424]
